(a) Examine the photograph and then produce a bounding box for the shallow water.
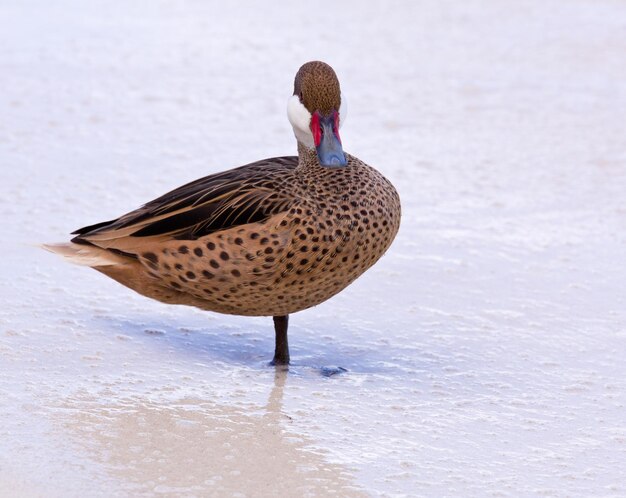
[2,0,626,496]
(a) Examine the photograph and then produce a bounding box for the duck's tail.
[42,242,204,309]
[41,242,131,267]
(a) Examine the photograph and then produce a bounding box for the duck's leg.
[271,315,290,365]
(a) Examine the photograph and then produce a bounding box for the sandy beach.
[1,0,626,496]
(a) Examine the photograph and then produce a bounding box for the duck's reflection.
[56,368,365,496]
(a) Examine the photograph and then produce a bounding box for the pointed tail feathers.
[42,243,131,267]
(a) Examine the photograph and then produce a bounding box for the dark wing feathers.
[72,156,298,242]
[72,218,117,236]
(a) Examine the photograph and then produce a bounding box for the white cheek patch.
[287,95,314,148]
[338,93,347,129]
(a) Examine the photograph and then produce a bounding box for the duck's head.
[287,61,348,168]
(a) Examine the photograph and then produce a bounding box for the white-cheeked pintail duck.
[46,61,401,365]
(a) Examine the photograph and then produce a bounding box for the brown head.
[294,61,341,115]
[287,61,347,168]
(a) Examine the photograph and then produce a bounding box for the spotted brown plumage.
[44,61,401,366]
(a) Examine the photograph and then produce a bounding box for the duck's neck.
[296,142,320,172]
[295,142,351,181]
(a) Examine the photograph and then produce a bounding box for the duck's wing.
[72,156,298,252]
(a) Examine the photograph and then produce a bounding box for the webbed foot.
[320,366,348,377]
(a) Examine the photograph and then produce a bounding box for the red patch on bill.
[333,110,341,143]
[310,111,322,147]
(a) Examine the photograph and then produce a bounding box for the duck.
[45,61,401,366]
